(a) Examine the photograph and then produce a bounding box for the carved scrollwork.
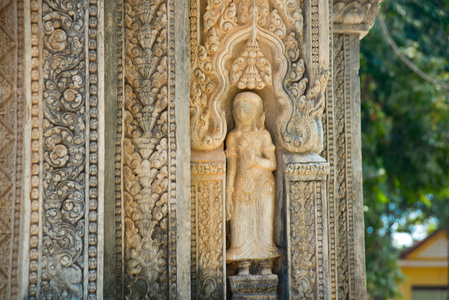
[190,0,329,154]
[290,181,316,299]
[38,0,91,297]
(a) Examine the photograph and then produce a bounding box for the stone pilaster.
[284,153,330,300]
[328,1,382,299]
[112,0,191,298]
[191,150,226,300]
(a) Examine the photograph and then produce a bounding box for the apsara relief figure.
[226,92,280,275]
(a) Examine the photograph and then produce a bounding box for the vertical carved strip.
[286,161,330,300]
[28,0,41,297]
[87,0,100,297]
[334,34,348,300]
[25,0,101,297]
[167,0,177,296]
[191,162,225,300]
[343,34,356,299]
[0,0,24,298]
[121,0,177,297]
[115,0,125,298]
[324,0,337,297]
[311,0,320,77]
[334,33,358,299]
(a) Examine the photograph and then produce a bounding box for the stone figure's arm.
[225,133,237,220]
[257,131,276,171]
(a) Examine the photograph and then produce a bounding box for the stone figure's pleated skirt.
[226,170,280,262]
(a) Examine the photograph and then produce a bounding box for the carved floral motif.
[32,0,101,297]
[288,179,326,300]
[191,180,225,299]
[290,181,316,299]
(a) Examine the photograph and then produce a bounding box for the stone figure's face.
[234,98,256,125]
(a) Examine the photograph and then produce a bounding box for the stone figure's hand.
[243,150,260,167]
[226,190,234,221]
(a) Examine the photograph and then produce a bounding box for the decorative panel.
[0,0,24,298]
[115,0,178,298]
[285,158,330,300]
[26,0,101,298]
[191,161,226,300]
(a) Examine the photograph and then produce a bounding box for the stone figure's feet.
[260,259,272,275]
[237,260,251,276]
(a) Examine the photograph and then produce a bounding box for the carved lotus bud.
[231,39,272,90]
[134,79,156,106]
[134,1,155,25]
[135,24,157,50]
[134,137,156,159]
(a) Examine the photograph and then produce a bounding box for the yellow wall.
[399,266,448,300]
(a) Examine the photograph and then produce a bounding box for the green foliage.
[360,0,449,298]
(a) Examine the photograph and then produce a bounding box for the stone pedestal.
[229,275,278,300]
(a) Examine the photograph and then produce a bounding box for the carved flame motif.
[231,39,272,89]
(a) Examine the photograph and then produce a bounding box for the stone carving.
[0,1,24,298]
[191,164,225,300]
[26,0,100,297]
[121,0,177,298]
[225,92,280,274]
[332,33,358,300]
[190,0,329,154]
[323,6,338,297]
[228,274,278,299]
[333,0,381,36]
[285,161,329,300]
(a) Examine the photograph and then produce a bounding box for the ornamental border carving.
[27,0,101,297]
[0,1,24,298]
[116,0,178,298]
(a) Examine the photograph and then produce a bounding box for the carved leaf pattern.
[40,1,87,297]
[197,181,224,299]
[124,0,169,298]
[334,34,350,300]
[290,181,316,300]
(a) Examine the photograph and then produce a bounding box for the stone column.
[326,1,382,299]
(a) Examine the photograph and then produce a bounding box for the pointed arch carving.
[190,0,329,154]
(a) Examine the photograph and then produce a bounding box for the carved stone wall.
[0,0,382,298]
[0,1,24,298]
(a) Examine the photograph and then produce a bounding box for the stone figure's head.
[233,92,265,131]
